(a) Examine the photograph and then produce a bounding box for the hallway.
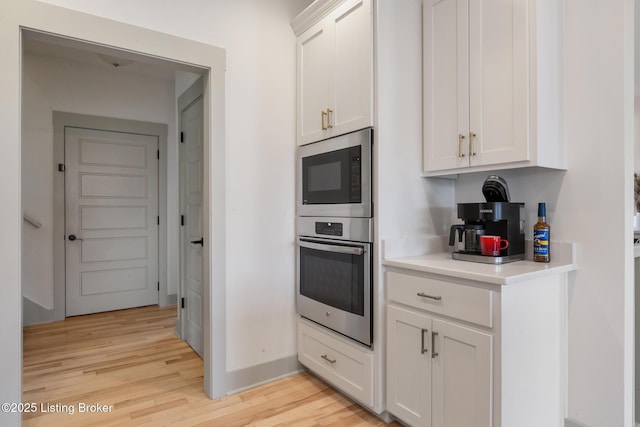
[22,306,398,426]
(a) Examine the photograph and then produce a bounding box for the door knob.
[68,234,83,241]
[190,238,204,246]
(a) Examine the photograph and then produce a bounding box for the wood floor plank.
[23,305,401,427]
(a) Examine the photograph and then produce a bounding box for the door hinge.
[180,132,184,143]
[157,150,160,160]
[58,164,65,172]
[181,298,185,309]
[157,216,160,225]
[157,282,160,291]
[181,215,185,226]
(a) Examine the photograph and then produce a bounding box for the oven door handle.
[299,239,365,256]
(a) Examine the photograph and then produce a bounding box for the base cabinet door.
[386,305,432,427]
[431,318,492,427]
[387,305,493,427]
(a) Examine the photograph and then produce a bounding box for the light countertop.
[382,237,577,286]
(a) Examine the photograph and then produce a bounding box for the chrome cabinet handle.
[469,132,477,156]
[432,331,439,358]
[421,329,429,354]
[326,108,333,129]
[321,110,328,130]
[321,354,336,364]
[458,134,466,157]
[417,292,442,301]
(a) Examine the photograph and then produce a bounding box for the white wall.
[456,0,635,424]
[635,96,640,171]
[375,0,455,242]
[22,51,178,309]
[35,0,312,371]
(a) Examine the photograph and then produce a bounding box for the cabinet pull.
[326,108,333,128]
[417,292,442,301]
[469,132,477,156]
[421,329,429,354]
[321,110,328,130]
[458,134,466,157]
[321,354,336,364]
[432,331,439,359]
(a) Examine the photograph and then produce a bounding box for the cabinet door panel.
[469,0,528,166]
[424,0,469,172]
[297,22,332,146]
[432,319,492,427]
[387,306,432,427]
[332,0,373,135]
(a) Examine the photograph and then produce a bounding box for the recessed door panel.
[80,267,147,296]
[79,139,147,168]
[81,206,147,230]
[80,174,147,199]
[81,237,147,263]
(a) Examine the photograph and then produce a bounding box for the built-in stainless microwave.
[297,128,372,218]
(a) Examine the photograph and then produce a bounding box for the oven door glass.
[298,239,365,316]
[302,145,361,206]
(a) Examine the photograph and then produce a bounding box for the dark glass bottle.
[533,203,550,262]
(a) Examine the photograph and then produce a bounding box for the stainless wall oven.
[296,216,372,346]
[297,128,372,218]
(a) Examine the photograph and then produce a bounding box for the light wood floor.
[23,305,401,427]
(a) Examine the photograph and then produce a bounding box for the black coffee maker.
[449,176,526,264]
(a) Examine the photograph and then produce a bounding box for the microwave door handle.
[299,240,365,256]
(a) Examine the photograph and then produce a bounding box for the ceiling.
[22,30,204,81]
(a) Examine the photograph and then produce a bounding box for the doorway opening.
[20,27,224,398]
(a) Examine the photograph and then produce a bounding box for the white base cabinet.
[387,306,492,427]
[297,317,374,407]
[386,269,566,427]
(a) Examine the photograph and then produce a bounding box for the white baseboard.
[225,355,302,395]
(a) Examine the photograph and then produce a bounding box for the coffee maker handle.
[448,224,465,246]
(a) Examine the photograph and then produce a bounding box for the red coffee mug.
[480,235,509,257]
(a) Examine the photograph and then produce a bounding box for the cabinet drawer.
[297,318,373,407]
[387,271,493,328]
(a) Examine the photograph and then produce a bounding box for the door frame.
[52,112,169,321]
[1,2,228,407]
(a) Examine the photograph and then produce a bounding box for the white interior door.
[65,127,159,316]
[180,95,204,357]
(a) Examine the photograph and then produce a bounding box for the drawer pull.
[421,329,428,354]
[417,292,442,301]
[432,331,439,359]
[321,354,336,364]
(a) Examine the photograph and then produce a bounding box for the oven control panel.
[315,222,343,237]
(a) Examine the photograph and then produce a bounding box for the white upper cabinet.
[297,0,373,146]
[423,0,564,175]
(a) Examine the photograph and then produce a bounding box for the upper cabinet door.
[296,0,373,146]
[298,21,332,146]
[468,0,529,167]
[424,0,469,172]
[424,0,563,176]
[331,0,373,138]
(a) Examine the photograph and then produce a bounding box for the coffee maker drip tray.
[452,252,525,264]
